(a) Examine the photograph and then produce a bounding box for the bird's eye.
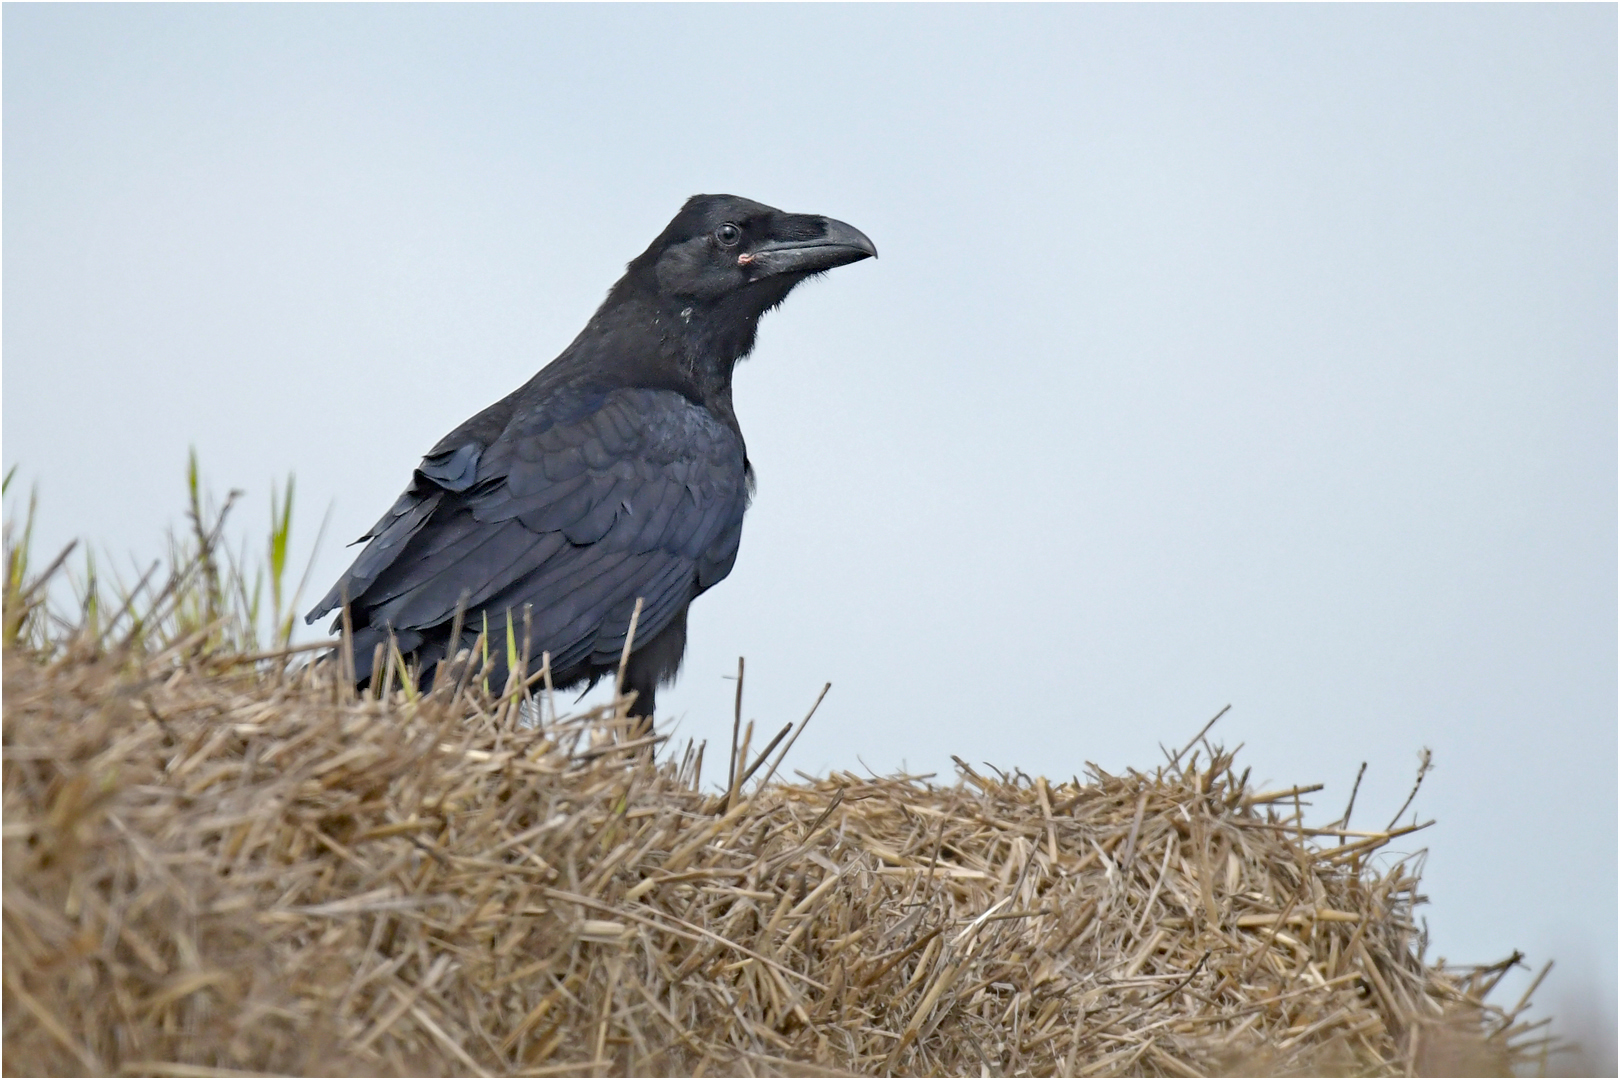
[714,222,742,248]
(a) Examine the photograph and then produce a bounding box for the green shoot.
[505,607,520,699]
[269,473,296,648]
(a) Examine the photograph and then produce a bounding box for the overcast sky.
[4,4,1614,1063]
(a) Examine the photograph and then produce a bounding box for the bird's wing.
[308,386,747,672]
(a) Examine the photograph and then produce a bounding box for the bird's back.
[310,359,749,700]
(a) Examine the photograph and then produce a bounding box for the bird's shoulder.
[464,379,736,479]
[422,302,744,484]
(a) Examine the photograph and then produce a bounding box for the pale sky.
[5,4,1614,1063]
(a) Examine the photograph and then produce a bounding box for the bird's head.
[631,194,876,313]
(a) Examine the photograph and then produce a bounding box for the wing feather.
[318,385,747,686]
[308,490,443,622]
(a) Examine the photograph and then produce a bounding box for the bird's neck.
[667,298,755,434]
[671,297,759,385]
[564,292,759,430]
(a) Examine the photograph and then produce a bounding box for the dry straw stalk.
[4,641,1544,1076]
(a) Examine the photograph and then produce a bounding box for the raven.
[307,195,875,721]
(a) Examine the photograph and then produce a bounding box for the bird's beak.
[742,216,877,278]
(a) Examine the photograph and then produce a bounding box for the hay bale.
[3,643,1543,1076]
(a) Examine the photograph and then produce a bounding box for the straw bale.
[4,644,1544,1076]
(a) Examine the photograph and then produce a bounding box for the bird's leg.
[619,664,657,743]
[619,609,687,747]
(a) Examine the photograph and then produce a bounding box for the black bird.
[307,195,875,721]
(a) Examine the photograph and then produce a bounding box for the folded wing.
[308,386,748,682]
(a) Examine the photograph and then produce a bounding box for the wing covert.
[314,386,748,679]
